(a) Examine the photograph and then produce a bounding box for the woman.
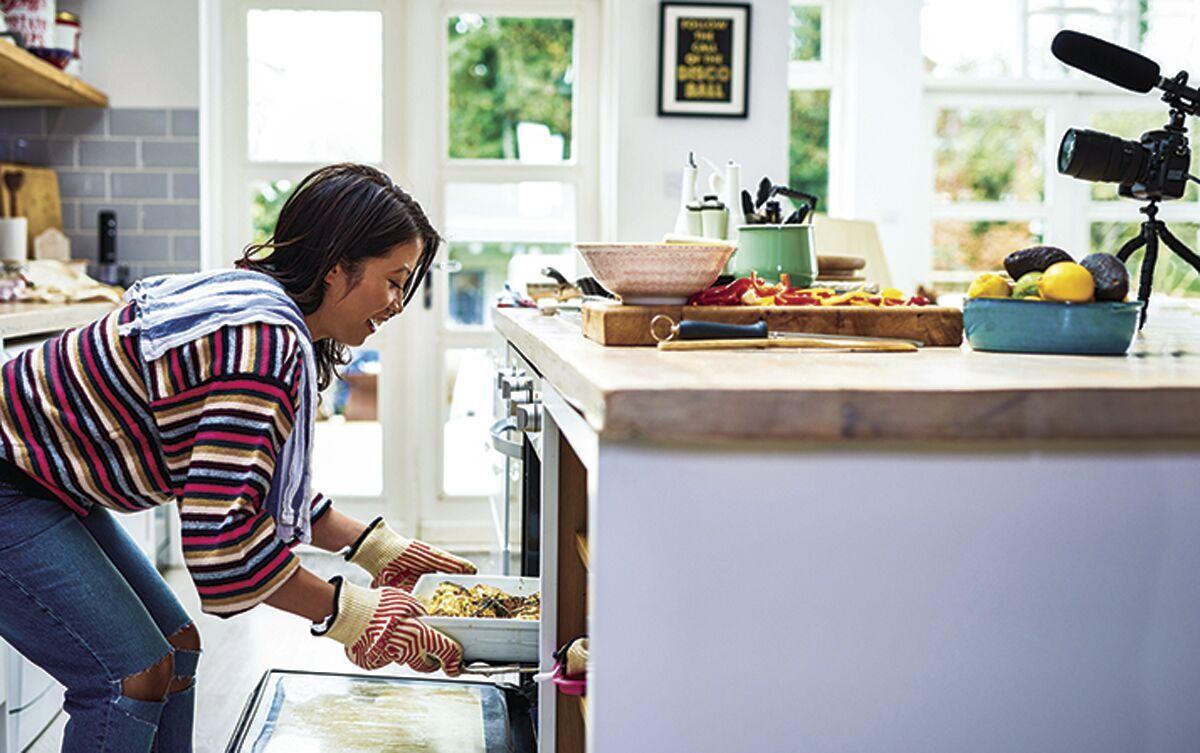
[0,163,477,753]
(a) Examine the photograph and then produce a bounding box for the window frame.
[787,0,841,211]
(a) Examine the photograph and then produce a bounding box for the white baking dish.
[412,574,540,664]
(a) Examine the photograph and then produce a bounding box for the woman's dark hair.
[239,163,441,391]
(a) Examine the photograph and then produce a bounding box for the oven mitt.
[315,576,464,676]
[346,516,476,591]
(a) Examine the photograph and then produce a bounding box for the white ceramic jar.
[2,0,56,49]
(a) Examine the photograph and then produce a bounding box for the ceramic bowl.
[963,297,1143,355]
[28,47,73,70]
[574,242,735,305]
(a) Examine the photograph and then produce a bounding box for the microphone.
[1051,30,1160,93]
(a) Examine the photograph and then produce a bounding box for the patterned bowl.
[574,242,736,305]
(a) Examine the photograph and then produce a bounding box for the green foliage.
[936,109,1044,202]
[1092,222,1200,297]
[789,89,830,201]
[933,220,1039,271]
[447,15,574,160]
[250,179,296,246]
[790,5,821,61]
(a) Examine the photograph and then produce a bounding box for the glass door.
[399,0,599,546]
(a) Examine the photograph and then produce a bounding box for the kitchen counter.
[498,305,1200,753]
[0,300,118,342]
[495,307,1200,442]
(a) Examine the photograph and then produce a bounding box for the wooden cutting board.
[581,300,964,347]
[0,163,62,256]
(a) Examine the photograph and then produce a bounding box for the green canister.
[725,224,817,285]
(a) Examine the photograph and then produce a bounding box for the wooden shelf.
[0,42,108,107]
[575,532,589,570]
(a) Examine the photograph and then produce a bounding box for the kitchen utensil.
[411,574,540,664]
[575,242,735,305]
[4,170,24,218]
[658,337,918,353]
[727,224,818,285]
[740,189,756,220]
[541,266,571,286]
[963,297,1143,355]
[673,151,698,235]
[650,316,921,350]
[755,176,773,208]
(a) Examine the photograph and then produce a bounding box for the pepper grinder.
[97,210,120,285]
[723,160,745,244]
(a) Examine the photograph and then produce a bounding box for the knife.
[662,318,923,348]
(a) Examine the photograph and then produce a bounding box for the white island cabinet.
[495,308,1200,753]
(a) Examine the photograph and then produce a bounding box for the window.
[788,1,833,202]
[922,0,1200,296]
[433,3,598,506]
[447,15,575,162]
[246,10,383,163]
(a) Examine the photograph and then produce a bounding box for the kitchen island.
[494,307,1200,753]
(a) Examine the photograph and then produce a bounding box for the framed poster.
[657,2,751,118]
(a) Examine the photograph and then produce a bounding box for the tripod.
[1114,199,1200,327]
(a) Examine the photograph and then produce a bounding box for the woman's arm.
[264,566,337,622]
[310,505,369,553]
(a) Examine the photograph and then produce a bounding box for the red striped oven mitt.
[346,517,477,591]
[316,577,464,676]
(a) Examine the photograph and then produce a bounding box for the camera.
[1057,120,1191,201]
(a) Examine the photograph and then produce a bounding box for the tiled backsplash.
[0,107,199,281]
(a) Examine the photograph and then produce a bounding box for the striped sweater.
[0,302,331,616]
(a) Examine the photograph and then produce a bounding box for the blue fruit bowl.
[963,298,1143,355]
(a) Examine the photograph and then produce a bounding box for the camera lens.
[1058,128,1148,184]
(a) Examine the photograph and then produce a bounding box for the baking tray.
[412,574,540,664]
[225,669,536,753]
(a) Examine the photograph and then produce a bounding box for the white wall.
[608,0,790,242]
[59,0,200,108]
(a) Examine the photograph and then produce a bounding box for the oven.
[489,346,542,577]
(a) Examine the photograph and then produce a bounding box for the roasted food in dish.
[426,582,541,620]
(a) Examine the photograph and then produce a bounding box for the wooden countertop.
[0,300,118,341]
[495,307,1200,443]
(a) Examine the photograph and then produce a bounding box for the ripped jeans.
[0,484,196,752]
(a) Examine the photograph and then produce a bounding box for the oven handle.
[489,417,524,459]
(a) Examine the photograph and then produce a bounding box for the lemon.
[1037,262,1094,302]
[967,273,1012,299]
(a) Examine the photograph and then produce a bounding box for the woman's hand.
[316,577,463,675]
[346,517,476,591]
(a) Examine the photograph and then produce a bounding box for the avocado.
[1012,271,1042,299]
[1080,253,1130,301]
[1003,246,1073,280]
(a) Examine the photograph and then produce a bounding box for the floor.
[26,549,512,753]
